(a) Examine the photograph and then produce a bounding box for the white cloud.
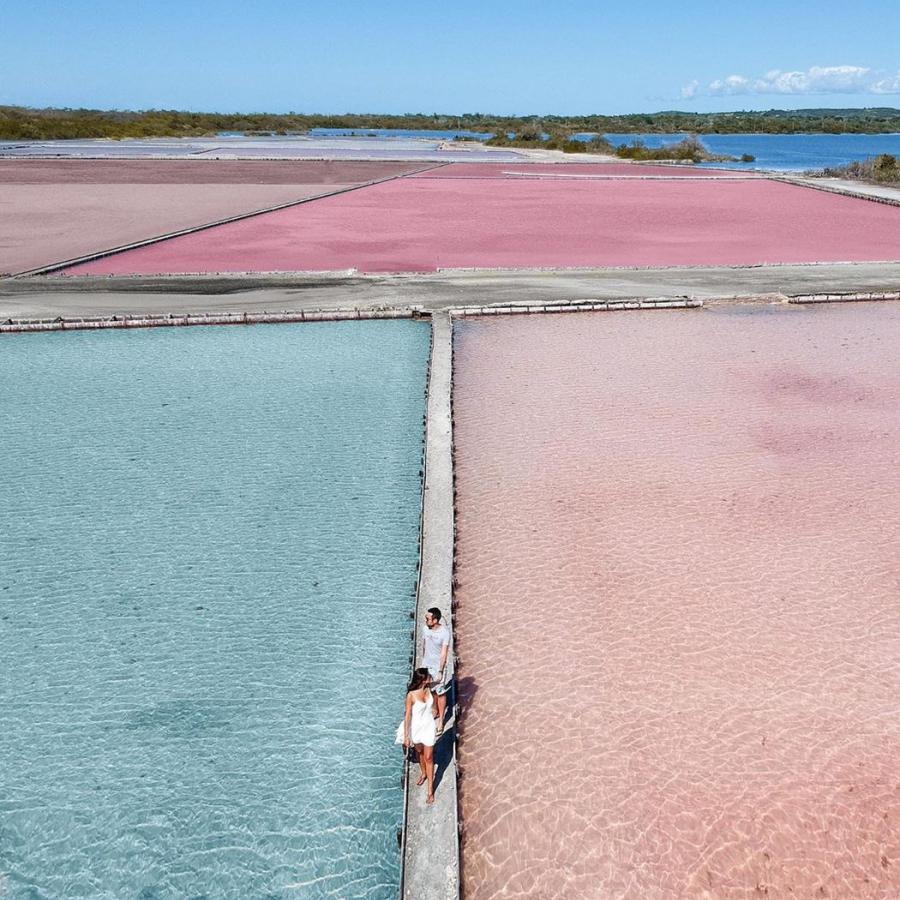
[708,75,752,95]
[682,64,900,98]
[755,65,871,93]
[872,73,900,94]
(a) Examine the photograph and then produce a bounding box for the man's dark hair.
[427,607,442,622]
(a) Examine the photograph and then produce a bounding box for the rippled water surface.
[0,321,429,898]
[453,303,900,899]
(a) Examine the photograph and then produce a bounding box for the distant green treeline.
[4,105,900,140]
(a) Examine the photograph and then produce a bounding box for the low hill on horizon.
[3,105,900,140]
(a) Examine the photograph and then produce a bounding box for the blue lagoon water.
[600,132,900,171]
[0,321,430,898]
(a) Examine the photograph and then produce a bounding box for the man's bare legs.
[434,688,447,736]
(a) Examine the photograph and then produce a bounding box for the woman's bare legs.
[422,745,435,804]
[415,743,427,786]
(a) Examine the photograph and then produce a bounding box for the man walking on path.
[423,607,451,736]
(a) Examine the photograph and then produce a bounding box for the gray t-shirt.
[423,623,450,675]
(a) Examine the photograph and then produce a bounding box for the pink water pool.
[62,177,900,275]
[453,302,900,899]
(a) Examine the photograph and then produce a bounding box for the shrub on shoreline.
[485,131,613,154]
[818,153,899,183]
[614,135,739,163]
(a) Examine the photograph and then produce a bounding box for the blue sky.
[4,0,900,115]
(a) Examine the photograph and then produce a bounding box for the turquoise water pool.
[600,132,900,171]
[0,321,429,898]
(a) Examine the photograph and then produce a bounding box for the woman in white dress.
[396,667,437,804]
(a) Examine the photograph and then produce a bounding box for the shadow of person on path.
[431,723,455,794]
[454,675,478,735]
[430,674,479,794]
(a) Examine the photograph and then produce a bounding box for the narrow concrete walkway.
[779,174,900,207]
[6,261,900,321]
[401,311,459,900]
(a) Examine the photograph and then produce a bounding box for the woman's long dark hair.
[407,667,431,693]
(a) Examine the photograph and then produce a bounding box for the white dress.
[395,691,437,748]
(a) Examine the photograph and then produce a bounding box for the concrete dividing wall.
[0,307,419,333]
[410,162,753,179]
